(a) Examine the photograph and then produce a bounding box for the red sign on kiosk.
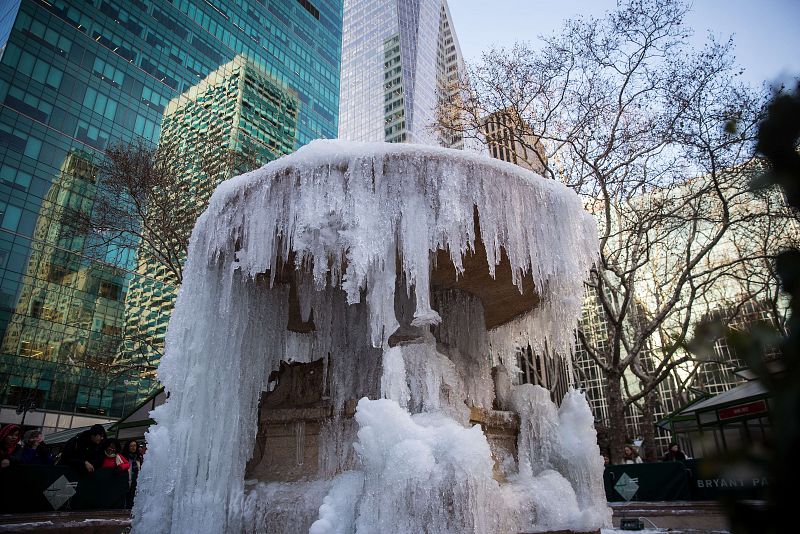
[717,400,767,421]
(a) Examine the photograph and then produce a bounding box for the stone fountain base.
[245,359,527,484]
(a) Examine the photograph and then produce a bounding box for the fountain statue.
[132,141,611,533]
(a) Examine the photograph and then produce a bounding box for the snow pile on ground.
[131,141,603,533]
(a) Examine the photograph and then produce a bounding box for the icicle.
[555,389,614,528]
[380,347,410,408]
[294,421,305,466]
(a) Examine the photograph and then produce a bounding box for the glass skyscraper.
[0,0,342,432]
[0,2,21,60]
[338,0,464,146]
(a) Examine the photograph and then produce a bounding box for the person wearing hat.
[661,442,688,462]
[58,424,106,473]
[0,424,21,468]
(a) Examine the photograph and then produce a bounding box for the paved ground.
[0,502,732,533]
[610,501,730,532]
[0,511,131,533]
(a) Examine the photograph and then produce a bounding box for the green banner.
[604,462,691,502]
[604,460,771,502]
[684,459,769,501]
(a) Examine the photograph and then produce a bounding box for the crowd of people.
[1,424,53,467]
[0,423,145,508]
[600,442,689,465]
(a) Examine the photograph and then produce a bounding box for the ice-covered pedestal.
[132,141,611,534]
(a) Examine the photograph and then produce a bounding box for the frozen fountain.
[132,141,611,534]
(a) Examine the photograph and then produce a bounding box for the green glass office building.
[0,0,342,432]
[122,55,300,370]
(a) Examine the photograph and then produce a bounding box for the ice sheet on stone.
[556,389,613,527]
[310,395,608,533]
[349,398,508,534]
[308,472,363,534]
[240,480,333,534]
[508,385,613,530]
[380,346,410,408]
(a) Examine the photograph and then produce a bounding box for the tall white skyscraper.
[339,0,464,147]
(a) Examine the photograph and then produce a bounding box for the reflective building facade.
[123,56,299,365]
[339,0,463,146]
[0,0,342,432]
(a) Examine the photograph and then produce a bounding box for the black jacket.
[59,431,103,471]
[662,450,687,462]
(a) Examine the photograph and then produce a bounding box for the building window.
[1,205,22,231]
[296,0,320,20]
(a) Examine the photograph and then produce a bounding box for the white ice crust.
[198,140,595,355]
[132,141,606,533]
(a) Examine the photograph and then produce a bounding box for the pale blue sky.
[448,0,800,89]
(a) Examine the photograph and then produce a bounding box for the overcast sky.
[447,0,800,90]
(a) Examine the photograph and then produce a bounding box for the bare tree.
[72,135,263,285]
[438,0,793,462]
[69,138,195,286]
[62,130,267,384]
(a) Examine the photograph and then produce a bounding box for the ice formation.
[132,141,609,533]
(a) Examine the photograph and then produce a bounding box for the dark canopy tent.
[44,389,165,447]
[659,376,772,458]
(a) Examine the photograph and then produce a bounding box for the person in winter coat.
[0,424,21,468]
[122,440,142,508]
[622,444,643,464]
[12,430,53,465]
[58,424,106,473]
[98,439,130,472]
[662,442,687,462]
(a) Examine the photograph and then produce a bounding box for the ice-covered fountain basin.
[195,139,598,352]
[133,140,606,534]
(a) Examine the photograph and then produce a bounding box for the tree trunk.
[606,370,627,464]
[641,389,658,462]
